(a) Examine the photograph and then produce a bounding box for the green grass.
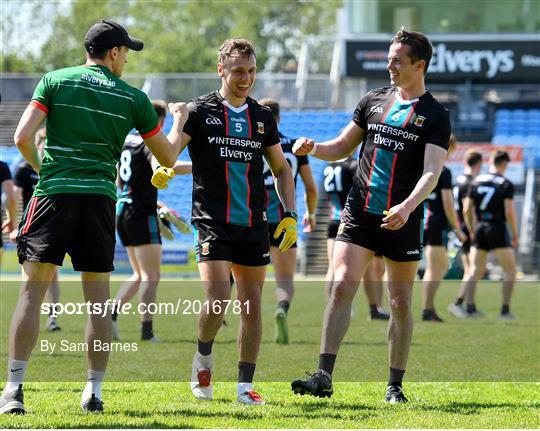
[1,382,538,428]
[0,271,538,428]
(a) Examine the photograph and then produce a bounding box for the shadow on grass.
[416,400,540,415]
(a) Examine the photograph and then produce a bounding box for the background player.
[113,99,192,343]
[11,128,61,332]
[324,155,389,320]
[259,97,318,345]
[291,27,451,403]
[461,150,518,319]
[154,39,296,405]
[421,135,466,322]
[0,19,188,415]
[447,149,483,318]
[0,160,17,269]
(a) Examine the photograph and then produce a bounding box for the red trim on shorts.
[224,105,230,135]
[363,148,378,211]
[245,107,252,139]
[225,161,231,223]
[401,102,417,127]
[386,153,398,210]
[22,197,38,234]
[140,124,161,139]
[30,100,49,115]
[245,163,252,226]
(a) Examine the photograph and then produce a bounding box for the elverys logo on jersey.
[207,136,262,162]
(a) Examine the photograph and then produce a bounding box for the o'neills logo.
[430,43,514,78]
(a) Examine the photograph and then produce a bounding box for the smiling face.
[218,52,257,106]
[387,42,425,89]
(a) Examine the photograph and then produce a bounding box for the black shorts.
[336,206,423,262]
[117,205,161,247]
[17,194,115,272]
[473,221,511,251]
[327,220,340,239]
[423,217,448,248]
[193,220,270,266]
[268,222,297,249]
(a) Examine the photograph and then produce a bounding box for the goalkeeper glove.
[157,214,175,240]
[158,206,192,234]
[273,211,297,252]
[151,166,175,189]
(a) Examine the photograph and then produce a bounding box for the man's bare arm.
[14,105,46,173]
[382,144,447,230]
[293,121,364,161]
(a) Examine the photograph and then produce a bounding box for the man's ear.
[217,62,224,78]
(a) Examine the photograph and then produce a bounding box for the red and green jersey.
[351,86,451,219]
[31,64,159,201]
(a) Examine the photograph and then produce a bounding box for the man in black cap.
[0,19,188,415]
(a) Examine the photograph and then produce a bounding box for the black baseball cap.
[84,19,143,54]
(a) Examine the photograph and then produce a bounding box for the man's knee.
[389,291,411,316]
[330,280,357,305]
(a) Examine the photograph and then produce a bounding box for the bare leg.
[270,246,296,305]
[81,272,111,372]
[384,258,418,370]
[492,247,517,312]
[9,262,57,361]
[320,242,373,354]
[421,245,448,311]
[324,239,335,301]
[134,244,161,324]
[232,264,266,364]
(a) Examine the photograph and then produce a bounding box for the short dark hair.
[87,49,110,60]
[151,99,167,120]
[258,98,279,118]
[464,149,482,167]
[492,150,511,166]
[391,27,432,75]
[218,39,256,64]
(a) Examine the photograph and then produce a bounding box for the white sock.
[5,360,27,394]
[82,370,105,401]
[196,351,213,367]
[237,382,253,396]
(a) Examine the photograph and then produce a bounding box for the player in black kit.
[259,98,318,345]
[461,150,518,319]
[324,155,389,320]
[292,27,450,403]
[421,135,466,322]
[153,39,296,405]
[447,149,483,318]
[11,128,62,331]
[114,100,191,342]
[0,160,16,268]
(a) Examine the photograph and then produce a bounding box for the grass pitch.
[0,274,538,428]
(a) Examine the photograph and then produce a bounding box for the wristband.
[284,210,298,221]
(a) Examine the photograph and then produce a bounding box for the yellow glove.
[151,167,175,189]
[273,211,298,252]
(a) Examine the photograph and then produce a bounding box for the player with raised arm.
[259,98,318,345]
[112,99,192,343]
[291,27,450,403]
[421,135,467,322]
[0,19,188,415]
[461,150,518,319]
[153,39,295,405]
[447,149,483,318]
